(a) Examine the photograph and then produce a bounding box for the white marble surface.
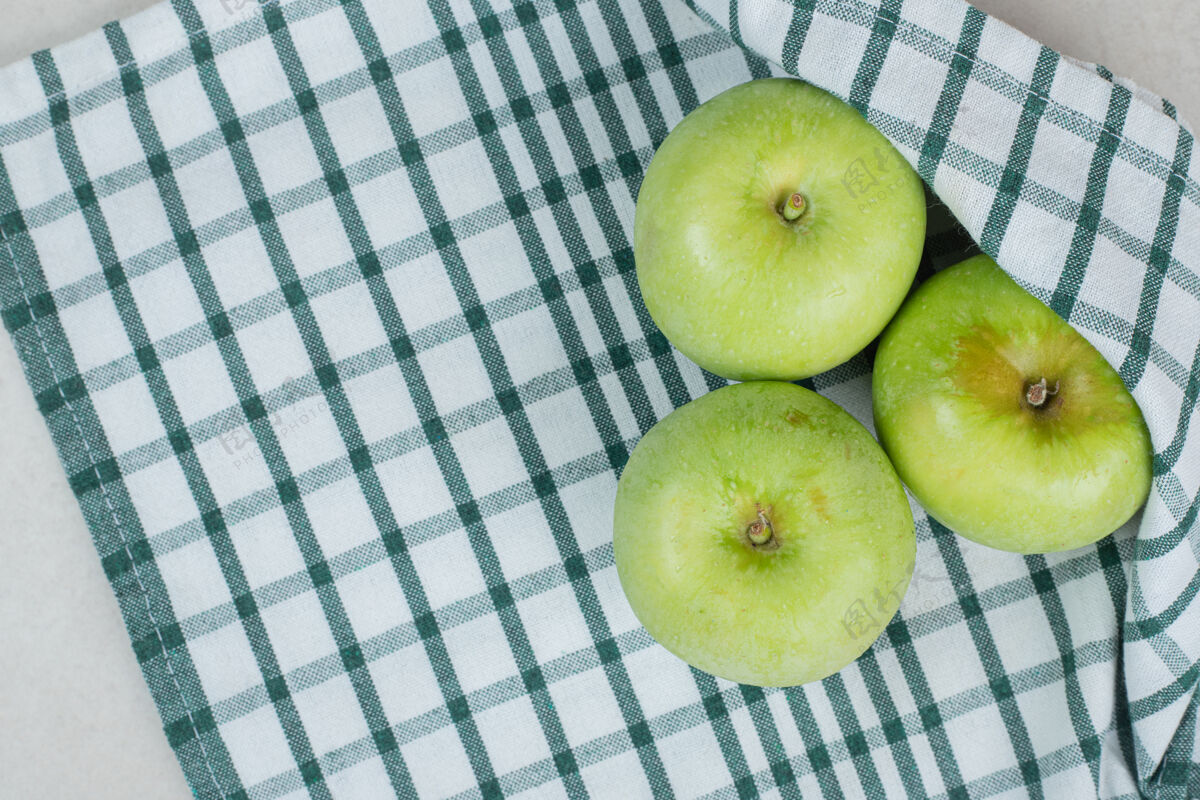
[1,1,1197,797]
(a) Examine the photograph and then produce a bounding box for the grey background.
[1,0,1197,797]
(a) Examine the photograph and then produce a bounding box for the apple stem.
[746,508,774,546]
[1025,377,1060,408]
[781,192,807,222]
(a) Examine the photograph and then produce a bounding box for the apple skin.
[872,255,1153,553]
[634,78,926,381]
[613,381,915,687]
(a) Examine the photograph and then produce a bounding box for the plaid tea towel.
[1,0,1197,797]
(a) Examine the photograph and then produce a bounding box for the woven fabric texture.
[0,0,1196,797]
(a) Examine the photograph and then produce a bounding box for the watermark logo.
[218,0,252,13]
[841,145,910,215]
[842,158,881,199]
[899,557,957,616]
[842,569,911,639]
[842,558,958,639]
[218,375,328,470]
[223,397,330,470]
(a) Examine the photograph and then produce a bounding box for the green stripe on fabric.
[184,1,509,794]
[592,0,681,152]
[500,0,684,429]
[1024,553,1104,789]
[48,141,654,403]
[726,0,773,80]
[823,674,887,798]
[731,639,1121,799]
[219,551,637,798]
[889,629,970,798]
[31,44,261,800]
[236,610,1118,800]
[4,10,725,272]
[643,0,703,119]
[1127,568,1200,651]
[1138,480,1199,558]
[598,0,731,402]
[727,0,743,46]
[1119,108,1198,688]
[738,686,803,799]
[846,0,903,114]
[550,0,724,406]
[262,4,561,793]
[4,0,1195,218]
[928,520,1045,799]
[1146,688,1198,799]
[977,45,1059,256]
[1048,83,1133,321]
[0,0,356,150]
[876,549,968,797]
[118,334,659,555]
[110,19,415,800]
[808,0,1200,209]
[11,22,1190,417]
[784,688,847,797]
[897,96,1200,337]
[692,671,759,799]
[780,0,817,74]
[916,6,984,184]
[1128,585,1199,712]
[937,741,1104,800]
[480,634,1123,800]
[162,484,1122,747]
[488,0,779,787]
[1117,123,1194,388]
[16,30,762,494]
[1152,336,1200,478]
[0,148,238,800]
[1111,666,1140,800]
[1128,661,1199,731]
[740,50,774,81]
[427,0,681,790]
[330,1,595,794]
[22,80,1196,388]
[853,649,928,798]
[1091,535,1133,773]
[158,2,441,795]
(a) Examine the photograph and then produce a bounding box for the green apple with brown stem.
[634,78,926,381]
[872,254,1153,553]
[613,381,915,687]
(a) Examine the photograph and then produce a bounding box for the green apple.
[613,381,915,687]
[634,78,926,381]
[873,254,1153,553]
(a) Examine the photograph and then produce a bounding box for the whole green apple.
[873,255,1153,553]
[613,381,915,687]
[634,78,926,381]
